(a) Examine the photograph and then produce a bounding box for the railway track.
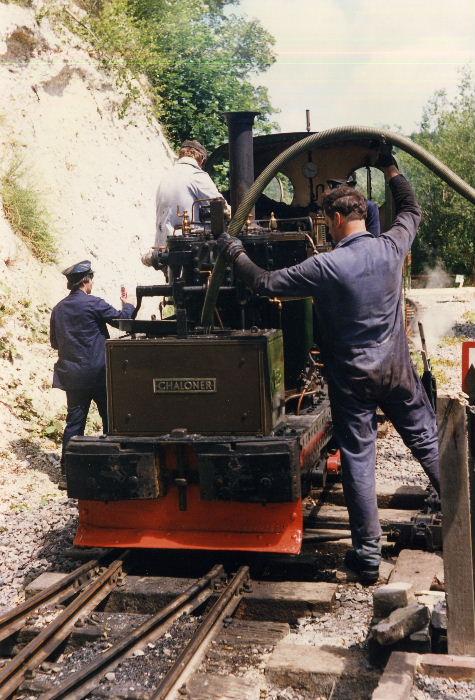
[0,482,444,700]
[0,557,251,700]
[0,552,128,699]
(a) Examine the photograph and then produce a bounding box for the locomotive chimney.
[224,111,259,215]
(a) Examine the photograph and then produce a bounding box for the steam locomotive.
[64,112,394,554]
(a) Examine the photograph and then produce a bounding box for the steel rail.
[151,565,250,700]
[39,564,225,700]
[0,552,128,700]
[0,557,106,645]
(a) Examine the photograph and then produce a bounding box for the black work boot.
[344,549,379,585]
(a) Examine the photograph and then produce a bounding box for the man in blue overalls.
[217,149,440,583]
[50,261,135,479]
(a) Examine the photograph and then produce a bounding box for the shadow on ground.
[452,320,475,338]
[22,515,79,587]
[9,437,61,483]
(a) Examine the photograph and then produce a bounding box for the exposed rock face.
[0,0,176,608]
[0,0,175,440]
[0,0,174,307]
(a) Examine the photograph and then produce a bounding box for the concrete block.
[373,582,415,617]
[25,572,68,598]
[431,599,447,630]
[415,591,445,614]
[238,581,337,622]
[372,651,419,700]
[266,642,379,697]
[372,604,430,646]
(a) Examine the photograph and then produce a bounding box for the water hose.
[201,126,475,326]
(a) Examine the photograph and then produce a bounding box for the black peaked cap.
[62,260,93,279]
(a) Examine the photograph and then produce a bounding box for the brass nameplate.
[153,378,217,394]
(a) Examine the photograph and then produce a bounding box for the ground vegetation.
[1,154,57,263]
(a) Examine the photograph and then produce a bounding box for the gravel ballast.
[0,287,474,700]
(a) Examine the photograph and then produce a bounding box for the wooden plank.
[372,651,419,700]
[321,483,427,509]
[104,575,195,613]
[389,549,443,593]
[24,572,68,598]
[105,576,336,622]
[215,619,289,647]
[186,673,260,699]
[438,396,475,655]
[306,504,419,527]
[418,653,475,681]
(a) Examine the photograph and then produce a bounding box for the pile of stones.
[369,582,447,662]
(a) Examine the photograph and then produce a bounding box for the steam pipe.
[224,111,259,215]
[201,125,475,327]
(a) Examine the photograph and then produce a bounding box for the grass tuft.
[1,156,57,263]
[0,0,33,6]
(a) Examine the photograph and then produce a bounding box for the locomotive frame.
[64,112,396,554]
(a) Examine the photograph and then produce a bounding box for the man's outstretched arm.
[217,235,322,297]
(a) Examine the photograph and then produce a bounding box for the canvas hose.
[201,125,475,326]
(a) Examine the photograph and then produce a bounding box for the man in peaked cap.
[142,139,230,265]
[50,260,135,481]
[327,173,381,237]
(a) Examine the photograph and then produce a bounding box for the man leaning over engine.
[142,139,230,266]
[216,145,440,584]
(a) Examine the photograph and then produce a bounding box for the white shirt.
[155,157,226,246]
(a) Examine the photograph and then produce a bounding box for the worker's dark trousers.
[327,347,440,569]
[61,385,108,469]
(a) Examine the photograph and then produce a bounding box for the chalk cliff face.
[0,0,174,440]
[0,0,174,300]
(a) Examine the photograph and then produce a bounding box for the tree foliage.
[399,70,475,277]
[74,0,277,151]
[129,0,277,150]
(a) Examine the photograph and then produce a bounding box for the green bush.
[1,156,57,263]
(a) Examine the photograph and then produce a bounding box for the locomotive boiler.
[64,113,398,554]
